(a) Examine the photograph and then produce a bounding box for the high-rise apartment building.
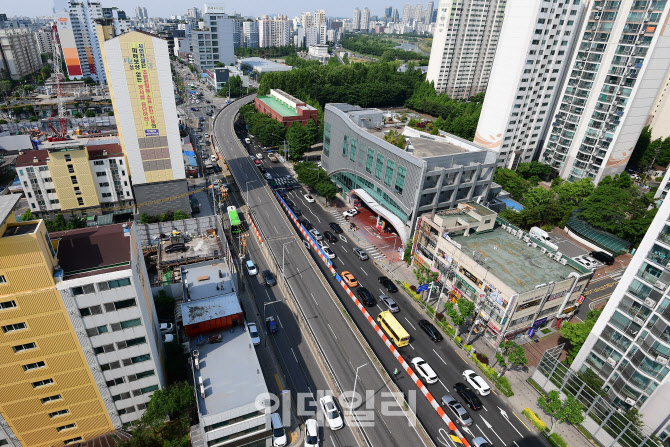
[424,1,435,23]
[135,6,148,21]
[360,7,371,31]
[34,27,54,56]
[402,4,412,24]
[16,139,134,217]
[571,196,670,440]
[0,196,165,446]
[385,6,393,18]
[539,1,670,183]
[0,28,42,80]
[190,8,236,70]
[100,30,190,216]
[186,7,202,20]
[474,0,586,169]
[426,0,506,100]
[412,4,424,23]
[647,68,670,140]
[352,8,361,31]
[242,20,259,49]
[313,9,326,29]
[258,15,290,48]
[301,11,312,30]
[305,27,319,47]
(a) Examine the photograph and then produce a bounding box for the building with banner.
[100,30,189,216]
[412,202,592,344]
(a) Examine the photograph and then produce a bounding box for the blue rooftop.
[501,198,524,212]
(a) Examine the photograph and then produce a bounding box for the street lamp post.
[349,362,369,409]
[271,133,288,161]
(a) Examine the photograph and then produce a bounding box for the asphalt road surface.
[214,96,430,447]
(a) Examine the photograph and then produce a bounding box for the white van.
[210,154,217,163]
[271,413,287,447]
[529,226,551,242]
[245,137,251,145]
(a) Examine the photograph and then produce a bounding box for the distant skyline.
[7,0,416,19]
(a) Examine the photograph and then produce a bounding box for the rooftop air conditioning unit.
[541,247,547,254]
[554,253,563,261]
[654,280,667,290]
[560,258,568,265]
[523,236,530,243]
[502,225,507,230]
[547,251,555,258]
[644,298,655,307]
[517,231,523,239]
[606,357,617,366]
[531,242,538,248]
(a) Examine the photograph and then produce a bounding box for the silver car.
[353,247,369,260]
[380,295,399,312]
[441,395,473,426]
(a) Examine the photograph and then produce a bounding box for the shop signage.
[454,274,477,295]
[442,232,462,250]
[459,266,482,288]
[578,295,585,304]
[562,306,576,314]
[533,317,548,328]
[486,321,499,334]
[414,253,431,270]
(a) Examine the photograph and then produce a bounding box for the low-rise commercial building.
[255,89,318,129]
[239,57,292,74]
[204,66,249,92]
[413,202,592,343]
[307,44,330,63]
[16,139,134,217]
[323,104,498,246]
[183,260,272,447]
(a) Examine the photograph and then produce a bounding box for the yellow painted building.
[0,195,114,447]
[45,140,100,212]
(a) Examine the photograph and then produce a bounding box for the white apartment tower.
[353,8,361,31]
[0,28,42,80]
[475,0,587,169]
[540,1,670,183]
[34,27,54,55]
[242,21,259,49]
[56,1,106,83]
[313,9,326,29]
[190,8,236,70]
[360,8,371,31]
[412,4,424,23]
[424,1,435,23]
[571,196,670,440]
[402,4,412,24]
[301,11,312,30]
[258,15,290,48]
[135,6,148,20]
[426,0,507,100]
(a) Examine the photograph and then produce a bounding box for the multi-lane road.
[213,96,543,447]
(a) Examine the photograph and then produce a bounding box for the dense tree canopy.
[258,61,424,110]
[560,309,602,364]
[404,81,484,140]
[341,34,429,63]
[239,104,287,147]
[294,162,338,199]
[234,45,295,58]
[629,125,670,170]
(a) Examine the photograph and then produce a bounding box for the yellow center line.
[490,388,497,396]
[455,350,468,363]
[514,411,531,432]
[274,373,284,392]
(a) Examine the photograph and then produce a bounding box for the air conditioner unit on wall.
[644,298,655,307]
[656,355,668,365]
[560,258,568,265]
[607,357,617,366]
[633,316,644,326]
[654,280,667,290]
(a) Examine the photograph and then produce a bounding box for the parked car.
[357,287,376,306]
[441,395,473,426]
[341,271,358,287]
[304,418,319,447]
[263,270,276,286]
[160,322,174,334]
[380,295,399,313]
[322,246,336,259]
[255,153,264,160]
[290,206,302,216]
[247,323,260,346]
[453,382,483,410]
[343,209,358,218]
[254,159,261,166]
[319,395,344,430]
[162,334,174,343]
[258,166,267,174]
[266,316,278,334]
[246,260,258,276]
[324,231,337,243]
[378,276,398,293]
[411,357,438,384]
[418,319,443,342]
[329,222,343,234]
[309,229,323,241]
[471,437,493,447]
[353,247,369,260]
[284,198,295,207]
[165,243,186,253]
[271,412,287,447]
[463,370,491,396]
[245,137,251,144]
[304,194,315,203]
[301,219,313,231]
[590,250,615,265]
[264,173,272,180]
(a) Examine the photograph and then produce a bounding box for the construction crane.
[47,22,68,141]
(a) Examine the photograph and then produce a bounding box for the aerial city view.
[0,0,669,446]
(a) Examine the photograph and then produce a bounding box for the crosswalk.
[270,175,299,188]
[329,211,385,259]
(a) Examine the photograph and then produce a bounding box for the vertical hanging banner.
[129,43,159,136]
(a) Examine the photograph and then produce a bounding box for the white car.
[247,322,260,346]
[264,173,273,180]
[204,133,209,139]
[309,229,323,241]
[304,194,315,203]
[304,418,319,447]
[245,137,251,144]
[162,333,174,343]
[250,155,256,161]
[472,437,493,447]
[412,357,438,384]
[322,246,336,259]
[319,395,344,430]
[463,370,491,396]
[246,260,258,276]
[271,413,287,447]
[342,209,358,218]
[159,323,174,334]
[255,153,264,159]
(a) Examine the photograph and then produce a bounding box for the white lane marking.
[433,349,447,365]
[360,268,368,276]
[377,304,383,312]
[499,407,523,437]
[340,246,348,252]
[408,343,415,350]
[327,324,337,340]
[330,435,336,447]
[310,292,319,307]
[291,347,298,363]
[379,288,386,295]
[276,316,284,329]
[482,405,488,412]
[404,318,417,331]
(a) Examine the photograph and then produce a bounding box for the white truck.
[529,226,551,243]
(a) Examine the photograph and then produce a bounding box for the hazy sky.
[9,0,410,19]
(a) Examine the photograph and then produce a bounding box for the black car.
[263,270,276,286]
[301,219,313,231]
[165,243,187,253]
[357,287,376,306]
[258,166,267,173]
[329,222,343,234]
[418,319,443,341]
[284,198,295,207]
[290,206,302,216]
[378,276,398,293]
[324,231,337,243]
[278,191,288,199]
[453,382,483,410]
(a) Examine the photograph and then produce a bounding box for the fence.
[135,216,220,248]
[532,346,660,447]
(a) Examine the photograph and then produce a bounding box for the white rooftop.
[181,260,240,327]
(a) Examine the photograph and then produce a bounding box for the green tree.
[84,110,96,117]
[173,210,189,220]
[305,119,318,145]
[73,111,82,118]
[342,54,350,64]
[107,110,114,116]
[286,122,311,160]
[413,265,438,287]
[52,214,68,231]
[494,340,528,374]
[153,289,175,318]
[444,298,475,330]
[522,186,555,209]
[538,390,585,435]
[403,242,413,265]
[28,115,37,122]
[21,209,33,221]
[560,309,602,363]
[227,75,243,97]
[315,179,338,199]
[517,161,554,180]
[138,381,194,441]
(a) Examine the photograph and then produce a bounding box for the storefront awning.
[351,188,410,246]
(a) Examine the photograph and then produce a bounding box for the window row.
[112,384,159,401]
[106,369,155,388]
[93,336,147,354]
[80,298,137,317]
[100,353,152,371]
[72,277,131,296]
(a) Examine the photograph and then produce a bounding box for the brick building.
[254,89,318,129]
